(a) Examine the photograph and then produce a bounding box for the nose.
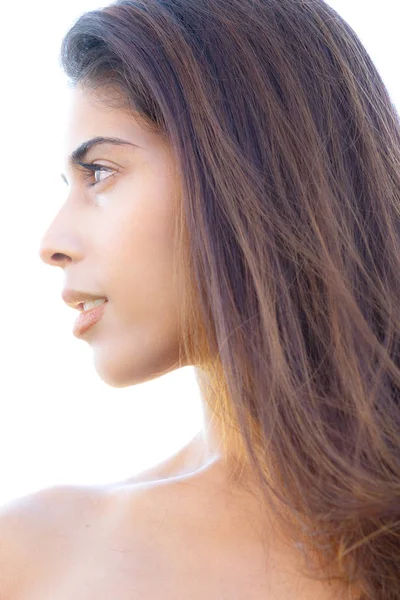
[39,245,71,268]
[39,236,73,267]
[38,214,76,268]
[38,192,82,268]
[38,186,84,268]
[38,176,93,268]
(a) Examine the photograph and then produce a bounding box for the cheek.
[103,200,176,294]
[109,172,176,248]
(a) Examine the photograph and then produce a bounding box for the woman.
[2,0,399,598]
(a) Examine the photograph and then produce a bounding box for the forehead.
[62,84,156,160]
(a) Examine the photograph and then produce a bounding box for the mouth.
[73,299,109,336]
[78,298,108,312]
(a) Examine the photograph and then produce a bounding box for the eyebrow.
[61,136,139,184]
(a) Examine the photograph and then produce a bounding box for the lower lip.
[73,301,108,337]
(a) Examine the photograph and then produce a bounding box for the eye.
[78,162,115,188]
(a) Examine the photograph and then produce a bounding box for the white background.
[0,1,398,506]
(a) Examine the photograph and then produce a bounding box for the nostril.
[52,253,66,261]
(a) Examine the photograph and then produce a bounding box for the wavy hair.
[60,1,400,597]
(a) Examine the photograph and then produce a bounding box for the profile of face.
[39,84,187,388]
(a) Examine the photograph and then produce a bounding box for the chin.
[91,344,185,388]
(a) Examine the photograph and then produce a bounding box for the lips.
[73,298,108,336]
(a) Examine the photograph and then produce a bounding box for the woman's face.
[39,84,187,387]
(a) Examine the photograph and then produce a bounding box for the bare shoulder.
[0,484,108,598]
[0,483,108,538]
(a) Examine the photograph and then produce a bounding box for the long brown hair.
[60,1,400,597]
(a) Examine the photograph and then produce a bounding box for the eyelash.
[78,162,115,188]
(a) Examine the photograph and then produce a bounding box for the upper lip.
[62,289,108,311]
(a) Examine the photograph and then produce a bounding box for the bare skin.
[17,84,359,599]
[1,436,359,600]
